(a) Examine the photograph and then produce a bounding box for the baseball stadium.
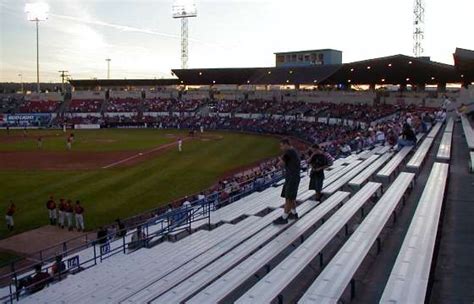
[1,0,474,303]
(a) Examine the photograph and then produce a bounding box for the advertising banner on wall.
[6,113,52,126]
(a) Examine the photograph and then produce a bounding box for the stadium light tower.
[172,0,197,69]
[25,2,49,93]
[413,0,425,57]
[105,58,111,79]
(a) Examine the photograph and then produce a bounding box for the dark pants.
[309,173,324,194]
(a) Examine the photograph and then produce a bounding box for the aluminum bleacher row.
[19,124,452,304]
[460,115,474,150]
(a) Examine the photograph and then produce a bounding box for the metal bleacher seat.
[298,172,415,304]
[152,194,347,303]
[406,137,434,171]
[297,160,362,202]
[235,182,382,303]
[349,152,394,189]
[376,146,412,182]
[427,122,443,138]
[461,115,474,150]
[22,220,240,303]
[24,215,262,304]
[380,163,449,304]
[470,152,474,173]
[445,117,454,133]
[375,146,391,155]
[323,154,380,195]
[436,131,453,161]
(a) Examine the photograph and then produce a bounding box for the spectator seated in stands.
[50,255,66,279]
[19,100,59,113]
[397,123,417,151]
[17,264,51,296]
[115,218,127,238]
[96,226,108,245]
[69,99,103,113]
[128,226,145,250]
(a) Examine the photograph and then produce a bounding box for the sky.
[0,0,473,82]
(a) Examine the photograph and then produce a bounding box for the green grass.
[0,130,280,239]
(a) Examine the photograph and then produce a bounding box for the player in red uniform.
[74,201,85,232]
[46,196,56,225]
[58,198,66,229]
[65,200,74,231]
[5,201,15,231]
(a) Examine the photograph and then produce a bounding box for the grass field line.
[101,138,186,169]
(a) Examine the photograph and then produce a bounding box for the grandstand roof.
[322,54,463,85]
[69,54,468,88]
[69,78,180,89]
[274,49,341,55]
[453,48,474,80]
[172,54,465,85]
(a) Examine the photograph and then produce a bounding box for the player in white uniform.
[178,138,182,152]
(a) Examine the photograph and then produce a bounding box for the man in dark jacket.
[308,144,331,201]
[274,139,301,225]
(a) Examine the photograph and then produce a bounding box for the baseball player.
[37,137,43,149]
[46,196,57,225]
[74,201,85,232]
[66,136,72,150]
[178,138,183,152]
[65,200,74,231]
[58,198,66,229]
[5,201,15,231]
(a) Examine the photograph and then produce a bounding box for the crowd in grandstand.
[19,100,59,113]
[69,99,102,113]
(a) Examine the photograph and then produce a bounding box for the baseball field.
[0,129,281,240]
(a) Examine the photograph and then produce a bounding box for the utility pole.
[18,73,24,94]
[58,70,70,94]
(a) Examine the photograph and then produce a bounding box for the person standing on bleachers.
[274,139,301,225]
[309,144,332,202]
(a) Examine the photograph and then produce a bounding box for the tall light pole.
[18,73,24,94]
[105,58,111,79]
[25,2,49,93]
[172,0,197,69]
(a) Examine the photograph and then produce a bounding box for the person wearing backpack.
[309,144,332,201]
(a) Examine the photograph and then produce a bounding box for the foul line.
[102,140,183,169]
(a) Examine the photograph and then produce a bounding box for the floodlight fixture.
[172,0,197,18]
[25,2,49,21]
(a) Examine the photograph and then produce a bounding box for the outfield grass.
[0,130,280,239]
